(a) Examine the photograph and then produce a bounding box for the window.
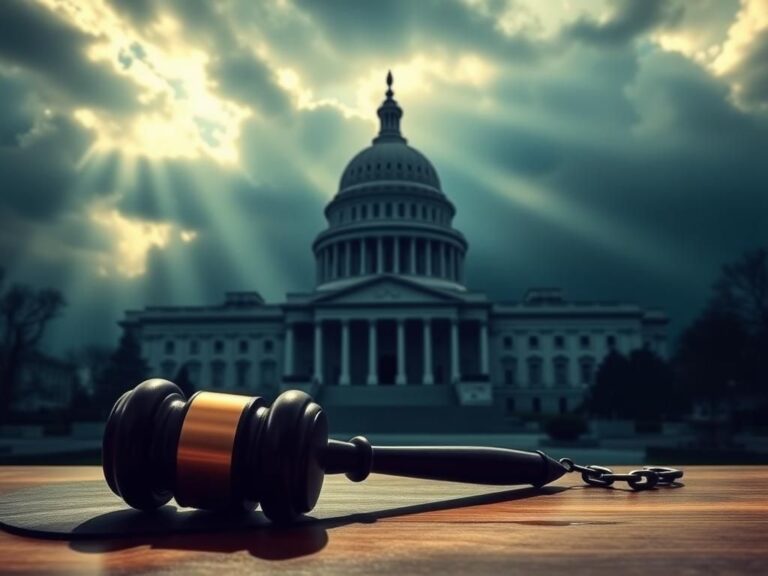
[398,203,405,217]
[263,339,274,354]
[421,205,427,219]
[189,340,199,355]
[361,205,367,218]
[236,360,250,388]
[187,361,201,388]
[373,204,380,218]
[532,397,541,413]
[161,360,177,379]
[554,356,569,387]
[559,397,568,414]
[164,340,175,355]
[211,360,226,388]
[527,356,542,387]
[579,356,595,385]
[503,336,513,350]
[580,335,591,349]
[528,335,539,350]
[503,357,517,386]
[385,203,392,218]
[506,398,516,413]
[410,204,417,218]
[352,206,358,220]
[260,359,276,387]
[214,340,224,354]
[554,335,565,349]
[239,339,249,353]
[607,335,617,349]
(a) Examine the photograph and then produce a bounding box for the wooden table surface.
[0,466,765,575]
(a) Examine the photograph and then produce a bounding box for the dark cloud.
[729,30,768,112]
[566,0,683,46]
[0,0,139,113]
[0,76,92,222]
[208,47,290,116]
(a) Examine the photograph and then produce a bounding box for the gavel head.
[102,379,328,523]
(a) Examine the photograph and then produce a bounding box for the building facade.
[123,74,668,417]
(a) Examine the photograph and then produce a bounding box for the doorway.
[378,354,396,385]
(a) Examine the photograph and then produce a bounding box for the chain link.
[559,458,684,491]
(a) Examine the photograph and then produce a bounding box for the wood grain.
[0,466,765,575]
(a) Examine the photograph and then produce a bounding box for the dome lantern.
[374,71,406,144]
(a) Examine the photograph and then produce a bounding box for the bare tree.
[713,248,768,335]
[0,269,66,417]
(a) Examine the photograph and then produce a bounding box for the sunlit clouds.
[1,0,767,352]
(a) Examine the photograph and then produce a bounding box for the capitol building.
[123,74,668,429]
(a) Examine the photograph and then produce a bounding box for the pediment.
[312,276,464,305]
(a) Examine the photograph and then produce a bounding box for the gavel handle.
[323,438,567,488]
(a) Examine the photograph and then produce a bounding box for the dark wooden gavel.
[103,379,567,523]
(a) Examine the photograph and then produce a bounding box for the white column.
[367,320,378,385]
[394,237,400,274]
[313,321,323,383]
[425,239,432,276]
[332,243,339,279]
[396,319,406,385]
[450,319,460,383]
[377,237,383,273]
[423,318,434,385]
[344,241,351,277]
[340,320,350,386]
[440,242,446,278]
[360,238,367,275]
[480,321,489,375]
[284,323,295,377]
[410,238,416,274]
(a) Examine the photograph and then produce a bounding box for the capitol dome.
[339,142,442,194]
[313,72,467,292]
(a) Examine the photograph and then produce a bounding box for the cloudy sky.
[1,0,767,354]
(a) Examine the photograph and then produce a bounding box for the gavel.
[103,379,567,523]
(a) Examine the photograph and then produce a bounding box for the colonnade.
[284,317,489,386]
[316,236,464,284]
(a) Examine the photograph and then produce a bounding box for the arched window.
[260,359,277,388]
[579,356,596,385]
[236,360,251,388]
[580,335,591,349]
[189,340,199,355]
[263,339,274,354]
[606,334,617,350]
[527,356,543,387]
[528,335,539,350]
[214,340,224,354]
[554,356,569,387]
[503,336,513,350]
[503,356,517,386]
[239,339,249,353]
[164,340,175,355]
[186,360,201,388]
[211,360,226,388]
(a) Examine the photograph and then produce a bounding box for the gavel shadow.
[69,485,567,561]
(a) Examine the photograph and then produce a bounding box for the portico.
[283,290,490,388]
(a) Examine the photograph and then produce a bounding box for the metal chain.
[559,458,684,491]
